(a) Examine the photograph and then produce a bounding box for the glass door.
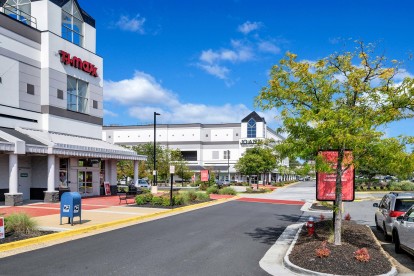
[78,170,93,196]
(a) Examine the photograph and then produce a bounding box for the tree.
[256,41,414,245]
[235,143,277,187]
[132,143,192,185]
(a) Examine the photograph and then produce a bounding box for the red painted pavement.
[0,196,131,218]
[237,197,304,205]
[209,194,235,200]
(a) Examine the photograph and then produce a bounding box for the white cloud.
[104,72,251,124]
[115,14,146,33]
[103,109,118,117]
[198,64,230,80]
[258,41,281,54]
[104,71,179,106]
[237,21,262,35]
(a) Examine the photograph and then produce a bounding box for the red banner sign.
[0,217,4,239]
[104,182,111,196]
[200,170,209,182]
[59,50,98,77]
[316,150,355,201]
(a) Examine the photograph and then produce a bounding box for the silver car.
[134,179,151,189]
[373,192,414,240]
[392,204,414,256]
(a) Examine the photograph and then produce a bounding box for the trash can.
[60,192,81,226]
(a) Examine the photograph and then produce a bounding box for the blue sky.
[78,0,414,138]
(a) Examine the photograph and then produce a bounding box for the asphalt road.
[0,201,303,276]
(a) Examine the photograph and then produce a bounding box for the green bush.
[5,213,37,234]
[173,194,184,205]
[151,196,163,206]
[140,188,151,194]
[206,186,219,195]
[195,192,209,201]
[187,191,197,201]
[218,187,237,195]
[135,195,146,205]
[400,181,414,191]
[162,196,171,206]
[245,187,269,193]
[142,193,153,202]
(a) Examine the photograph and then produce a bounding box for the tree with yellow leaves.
[256,41,414,245]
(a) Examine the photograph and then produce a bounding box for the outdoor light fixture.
[153,112,161,187]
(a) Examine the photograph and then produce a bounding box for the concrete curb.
[0,197,234,252]
[282,224,399,276]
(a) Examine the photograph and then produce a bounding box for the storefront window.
[247,118,256,138]
[59,158,69,188]
[67,76,88,113]
[3,0,31,25]
[61,0,83,46]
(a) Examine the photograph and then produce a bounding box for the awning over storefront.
[205,165,229,171]
[0,127,145,161]
[188,165,205,171]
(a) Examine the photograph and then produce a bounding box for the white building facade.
[103,112,295,184]
[0,0,145,205]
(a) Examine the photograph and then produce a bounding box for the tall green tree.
[235,143,277,187]
[256,42,414,245]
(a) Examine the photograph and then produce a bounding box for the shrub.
[344,213,351,221]
[142,193,153,202]
[151,196,163,206]
[218,187,237,195]
[161,196,171,206]
[245,187,269,193]
[315,241,331,258]
[173,194,184,205]
[354,248,370,262]
[206,186,219,195]
[187,191,198,201]
[195,192,209,201]
[5,213,37,234]
[400,181,414,191]
[135,195,146,205]
[140,188,151,194]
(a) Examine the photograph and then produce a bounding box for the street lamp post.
[227,150,230,182]
[153,112,160,188]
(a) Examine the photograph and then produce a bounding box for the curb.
[0,197,233,252]
[282,224,399,276]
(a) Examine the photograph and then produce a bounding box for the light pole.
[227,150,230,182]
[153,112,160,187]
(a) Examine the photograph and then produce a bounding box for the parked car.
[392,204,414,256]
[132,179,151,189]
[216,179,230,188]
[373,192,414,240]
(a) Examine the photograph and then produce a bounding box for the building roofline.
[103,123,241,130]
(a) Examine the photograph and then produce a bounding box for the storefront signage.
[0,217,4,239]
[316,150,355,201]
[200,170,209,182]
[240,139,259,145]
[59,50,98,77]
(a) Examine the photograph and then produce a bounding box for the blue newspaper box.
[60,192,81,226]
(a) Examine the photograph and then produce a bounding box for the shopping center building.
[0,0,145,205]
[103,111,296,184]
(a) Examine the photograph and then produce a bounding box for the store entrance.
[78,170,93,196]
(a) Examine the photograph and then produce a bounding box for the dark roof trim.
[241,111,266,123]
[266,126,285,140]
[0,127,46,146]
[103,123,241,130]
[49,0,95,28]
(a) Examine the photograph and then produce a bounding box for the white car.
[392,204,414,256]
[133,179,151,189]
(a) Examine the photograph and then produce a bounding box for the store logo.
[240,139,259,145]
[59,50,98,77]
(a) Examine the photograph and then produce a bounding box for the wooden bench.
[118,192,136,205]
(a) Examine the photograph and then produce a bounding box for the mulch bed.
[0,231,55,245]
[289,220,392,276]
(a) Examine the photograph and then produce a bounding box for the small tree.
[256,41,414,245]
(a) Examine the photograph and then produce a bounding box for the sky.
[78,0,414,138]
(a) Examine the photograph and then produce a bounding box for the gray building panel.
[0,12,41,43]
[0,127,45,145]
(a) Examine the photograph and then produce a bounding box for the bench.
[118,190,144,205]
[118,192,137,205]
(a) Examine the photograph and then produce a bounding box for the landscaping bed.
[289,220,392,276]
[0,231,54,245]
